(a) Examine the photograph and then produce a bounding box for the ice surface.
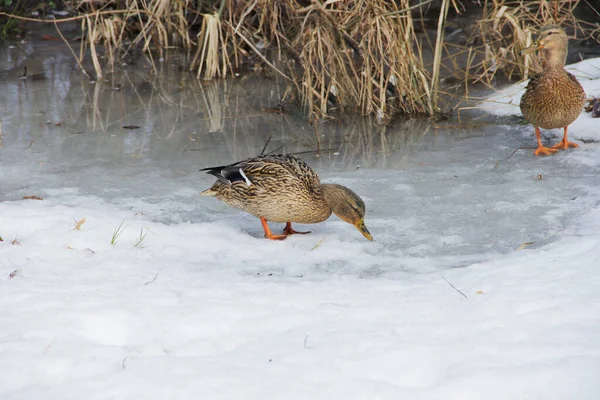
[1,42,600,399]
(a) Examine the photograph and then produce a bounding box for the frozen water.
[1,41,600,399]
[1,59,597,271]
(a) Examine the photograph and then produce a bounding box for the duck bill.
[355,218,373,241]
[520,42,543,56]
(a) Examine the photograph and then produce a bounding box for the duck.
[200,154,373,241]
[519,24,586,156]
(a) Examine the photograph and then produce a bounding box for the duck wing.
[200,154,320,190]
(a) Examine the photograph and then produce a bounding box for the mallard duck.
[519,25,586,156]
[200,154,373,241]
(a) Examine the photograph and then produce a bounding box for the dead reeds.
[448,0,599,85]
[1,0,598,121]
[2,0,441,120]
[284,1,436,122]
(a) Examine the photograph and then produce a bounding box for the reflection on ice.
[2,43,600,273]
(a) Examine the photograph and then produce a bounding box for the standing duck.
[200,154,373,241]
[519,25,586,156]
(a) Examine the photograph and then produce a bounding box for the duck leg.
[552,126,579,150]
[283,222,311,235]
[260,216,288,240]
[534,127,558,156]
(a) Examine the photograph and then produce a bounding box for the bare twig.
[43,337,57,355]
[260,134,272,156]
[431,0,450,112]
[223,19,293,82]
[0,10,154,23]
[384,0,437,16]
[494,147,538,168]
[441,275,468,299]
[54,22,90,78]
[144,268,164,285]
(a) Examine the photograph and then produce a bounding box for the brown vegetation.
[1,0,598,122]
[459,0,600,84]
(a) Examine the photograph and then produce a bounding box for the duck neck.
[321,183,356,223]
[542,48,567,70]
[321,184,342,209]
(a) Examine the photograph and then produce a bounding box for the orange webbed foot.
[265,233,289,240]
[283,222,311,236]
[260,216,289,240]
[552,140,579,150]
[534,146,558,156]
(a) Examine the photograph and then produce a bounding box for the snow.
[2,48,600,399]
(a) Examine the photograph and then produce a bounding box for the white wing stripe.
[238,168,253,186]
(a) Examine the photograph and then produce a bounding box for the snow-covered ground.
[1,46,600,399]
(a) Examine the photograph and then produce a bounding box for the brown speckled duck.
[520,25,586,156]
[200,154,373,241]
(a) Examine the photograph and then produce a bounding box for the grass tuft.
[134,227,149,248]
[111,221,127,246]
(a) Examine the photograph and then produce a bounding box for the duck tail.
[199,165,225,178]
[200,188,217,196]
[200,165,233,186]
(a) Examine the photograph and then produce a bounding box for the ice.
[1,42,600,399]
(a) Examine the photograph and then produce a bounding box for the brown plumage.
[519,24,586,156]
[200,154,372,241]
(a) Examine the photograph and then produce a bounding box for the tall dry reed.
[457,0,599,84]
[2,0,597,120]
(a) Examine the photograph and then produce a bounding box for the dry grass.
[1,0,439,120]
[1,0,598,120]
[453,0,600,85]
[73,218,87,231]
[282,0,437,122]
